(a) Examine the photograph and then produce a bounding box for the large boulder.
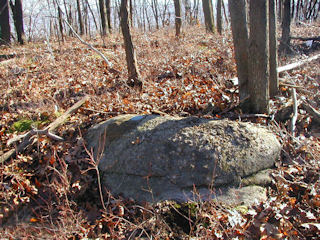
[85,114,281,205]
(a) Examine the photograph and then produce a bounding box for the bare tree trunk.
[202,0,215,33]
[183,0,191,24]
[0,0,11,45]
[279,0,291,54]
[192,0,200,24]
[222,0,228,26]
[160,0,169,27]
[269,0,279,97]
[295,0,301,21]
[76,0,84,35]
[248,0,270,113]
[57,4,65,42]
[291,0,295,19]
[105,0,112,32]
[217,0,222,34]
[9,0,25,44]
[99,0,107,36]
[228,0,249,101]
[151,0,160,29]
[174,0,182,37]
[120,0,142,89]
[84,0,99,33]
[129,0,133,27]
[278,0,283,20]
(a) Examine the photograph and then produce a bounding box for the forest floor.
[0,23,320,239]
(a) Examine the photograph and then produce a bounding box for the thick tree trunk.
[99,0,107,36]
[248,0,270,113]
[174,0,182,37]
[279,0,291,54]
[120,0,142,89]
[217,0,222,34]
[9,0,24,45]
[0,0,11,45]
[202,0,215,33]
[269,0,279,97]
[76,0,84,35]
[105,0,112,32]
[228,0,249,101]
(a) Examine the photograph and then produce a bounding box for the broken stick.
[301,102,320,124]
[230,53,320,85]
[0,95,90,163]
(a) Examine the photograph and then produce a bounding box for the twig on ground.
[229,54,320,85]
[0,95,90,163]
[301,101,320,124]
[7,129,63,146]
[277,54,320,73]
[291,88,298,136]
[63,20,113,68]
[290,36,320,41]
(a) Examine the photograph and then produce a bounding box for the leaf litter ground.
[0,24,320,239]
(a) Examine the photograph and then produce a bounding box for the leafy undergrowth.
[0,24,320,239]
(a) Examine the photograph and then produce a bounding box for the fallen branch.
[301,102,320,124]
[291,36,320,41]
[47,95,89,131]
[63,19,113,68]
[279,82,303,89]
[7,129,63,147]
[290,88,298,136]
[0,58,15,65]
[230,54,320,85]
[0,95,90,163]
[277,54,320,73]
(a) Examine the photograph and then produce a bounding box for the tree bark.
[279,0,291,54]
[76,0,84,35]
[120,0,142,89]
[99,0,107,36]
[248,0,270,113]
[228,0,249,101]
[0,0,10,45]
[9,0,24,45]
[174,0,182,37]
[217,0,222,34]
[269,0,279,97]
[202,0,215,33]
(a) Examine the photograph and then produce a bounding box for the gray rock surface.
[85,114,281,204]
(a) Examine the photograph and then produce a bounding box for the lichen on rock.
[85,114,281,205]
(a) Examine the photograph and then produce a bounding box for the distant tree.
[56,2,65,42]
[76,0,84,35]
[9,0,24,44]
[99,0,107,36]
[0,0,11,45]
[174,0,182,37]
[151,0,160,29]
[217,0,222,34]
[279,0,291,54]
[202,0,215,33]
[105,0,112,32]
[120,0,143,89]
